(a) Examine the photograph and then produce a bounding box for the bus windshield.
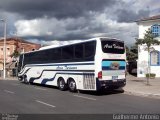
[101,39,125,54]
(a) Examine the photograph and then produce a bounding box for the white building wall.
[138,45,160,77]
[137,19,160,77]
[138,20,160,39]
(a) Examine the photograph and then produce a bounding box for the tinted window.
[101,39,124,54]
[62,46,74,60]
[34,51,45,63]
[75,44,84,59]
[84,41,96,58]
[24,53,30,65]
[19,41,97,69]
[44,49,53,62]
[52,48,61,61]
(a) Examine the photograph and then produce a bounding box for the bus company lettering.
[65,66,77,70]
[104,44,124,50]
[56,66,63,70]
[56,66,77,70]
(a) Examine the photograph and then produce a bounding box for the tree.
[136,28,160,85]
[10,50,20,61]
[126,45,138,61]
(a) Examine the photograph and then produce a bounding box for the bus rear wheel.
[57,77,67,91]
[68,79,77,92]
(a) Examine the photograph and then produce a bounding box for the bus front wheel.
[57,77,67,91]
[24,75,29,84]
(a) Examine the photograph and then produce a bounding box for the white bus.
[18,37,126,92]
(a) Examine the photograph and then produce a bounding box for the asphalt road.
[0,80,160,114]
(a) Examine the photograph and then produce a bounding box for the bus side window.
[84,41,95,58]
[74,44,84,59]
[62,46,74,60]
[51,48,61,61]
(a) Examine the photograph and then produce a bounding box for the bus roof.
[22,37,123,54]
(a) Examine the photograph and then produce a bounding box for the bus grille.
[83,74,95,90]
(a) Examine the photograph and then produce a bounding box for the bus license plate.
[112,76,118,82]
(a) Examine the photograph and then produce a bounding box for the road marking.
[34,87,46,91]
[73,95,96,101]
[4,90,15,94]
[36,100,56,108]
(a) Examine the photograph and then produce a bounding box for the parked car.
[128,61,137,75]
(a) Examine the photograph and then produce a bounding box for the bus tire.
[24,75,29,84]
[57,77,67,91]
[68,79,77,92]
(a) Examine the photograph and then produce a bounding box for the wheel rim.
[69,81,76,91]
[24,76,28,83]
[59,80,64,88]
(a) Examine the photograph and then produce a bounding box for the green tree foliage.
[136,28,160,50]
[10,50,20,58]
[126,45,138,61]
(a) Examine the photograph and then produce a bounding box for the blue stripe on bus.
[41,77,55,84]
[41,73,89,84]
[26,62,94,67]
[29,69,94,84]
[102,66,125,70]
[102,61,125,67]
[102,61,125,70]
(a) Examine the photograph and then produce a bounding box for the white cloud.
[89,13,138,44]
[14,11,138,46]
[0,0,159,47]
[15,19,53,36]
[14,17,86,38]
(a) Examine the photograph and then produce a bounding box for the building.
[136,15,160,77]
[0,37,41,76]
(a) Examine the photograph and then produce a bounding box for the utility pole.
[0,19,7,79]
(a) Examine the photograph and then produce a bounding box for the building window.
[150,51,159,66]
[151,24,160,37]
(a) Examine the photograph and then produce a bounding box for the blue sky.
[0,0,159,46]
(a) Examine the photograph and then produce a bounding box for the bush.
[145,73,156,78]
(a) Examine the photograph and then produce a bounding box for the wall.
[137,19,160,77]
[138,45,160,77]
[0,38,41,72]
[138,20,160,39]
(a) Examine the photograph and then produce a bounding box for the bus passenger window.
[75,44,84,59]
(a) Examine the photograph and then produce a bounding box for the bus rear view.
[96,38,126,90]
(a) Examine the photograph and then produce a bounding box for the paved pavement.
[0,77,17,81]
[124,74,160,99]
[0,80,160,114]
[1,75,160,99]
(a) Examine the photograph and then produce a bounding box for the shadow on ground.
[79,89,124,96]
[21,82,124,96]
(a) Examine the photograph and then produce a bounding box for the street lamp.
[0,19,6,79]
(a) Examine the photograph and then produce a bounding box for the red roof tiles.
[137,15,160,22]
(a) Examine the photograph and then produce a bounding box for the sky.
[0,0,159,46]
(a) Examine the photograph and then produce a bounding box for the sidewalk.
[124,74,160,99]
